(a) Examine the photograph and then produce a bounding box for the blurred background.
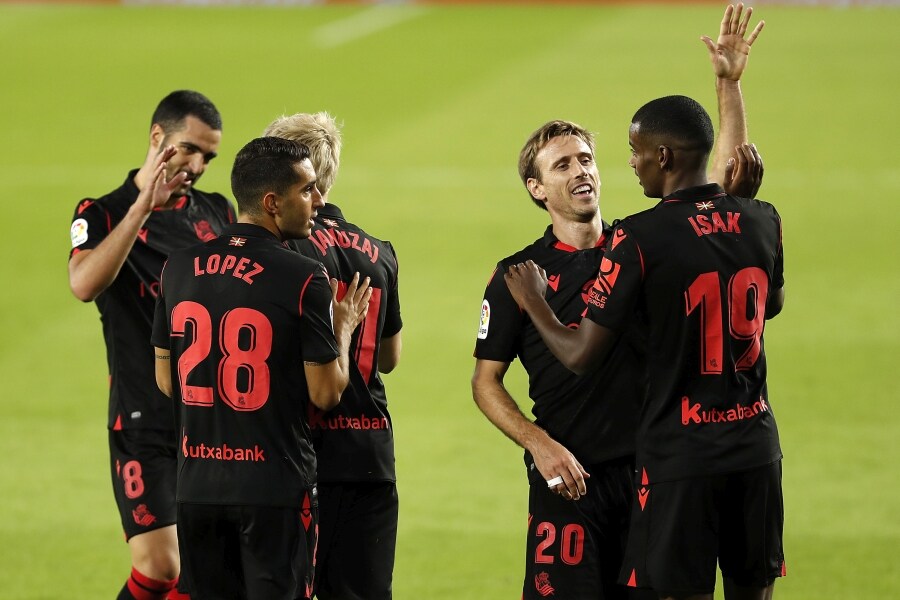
[0,0,897,597]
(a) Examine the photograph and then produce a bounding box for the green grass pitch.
[0,3,897,598]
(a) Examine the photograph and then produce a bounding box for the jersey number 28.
[171,301,272,411]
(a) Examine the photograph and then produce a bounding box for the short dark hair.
[519,120,595,210]
[151,90,222,134]
[231,137,311,216]
[631,95,713,154]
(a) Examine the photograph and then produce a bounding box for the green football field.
[1,2,897,598]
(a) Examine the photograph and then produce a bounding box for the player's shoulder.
[606,209,654,241]
[497,235,545,270]
[190,188,234,213]
[72,183,128,215]
[270,243,328,274]
[732,195,781,218]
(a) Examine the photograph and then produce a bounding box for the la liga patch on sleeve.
[477,299,490,339]
[70,218,88,247]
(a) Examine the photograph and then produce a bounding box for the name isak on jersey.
[687,211,741,237]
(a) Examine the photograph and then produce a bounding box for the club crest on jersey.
[696,201,716,210]
[534,572,555,597]
[477,300,491,339]
[322,218,339,228]
[193,220,216,241]
[132,504,157,527]
[70,218,88,247]
[229,237,247,247]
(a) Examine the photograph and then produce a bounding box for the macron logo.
[547,274,560,292]
[681,396,770,426]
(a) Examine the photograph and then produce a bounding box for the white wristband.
[546,476,564,488]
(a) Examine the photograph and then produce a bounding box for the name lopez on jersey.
[193,253,264,284]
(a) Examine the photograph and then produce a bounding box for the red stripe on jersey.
[297,273,316,317]
[553,233,606,252]
[636,243,645,279]
[663,192,726,204]
[354,287,381,384]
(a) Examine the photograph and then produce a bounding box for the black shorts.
[109,428,178,540]
[619,461,786,595]
[523,457,635,600]
[314,482,398,600]
[177,496,318,600]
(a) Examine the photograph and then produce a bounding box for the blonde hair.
[263,112,342,195]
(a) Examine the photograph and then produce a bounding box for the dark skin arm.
[504,261,618,375]
[766,286,785,319]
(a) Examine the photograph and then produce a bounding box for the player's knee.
[129,531,181,580]
[133,550,180,581]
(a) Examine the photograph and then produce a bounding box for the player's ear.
[658,145,673,171]
[262,191,279,216]
[527,178,547,203]
[149,123,166,151]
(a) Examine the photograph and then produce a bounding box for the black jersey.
[151,224,339,507]
[289,204,402,483]
[586,184,784,483]
[474,226,644,466]
[69,170,236,431]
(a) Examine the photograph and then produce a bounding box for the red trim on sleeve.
[297,272,316,317]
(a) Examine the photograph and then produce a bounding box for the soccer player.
[152,136,372,600]
[263,112,403,600]
[504,95,784,600]
[68,90,234,600]
[472,5,764,599]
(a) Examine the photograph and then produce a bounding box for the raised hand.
[504,260,548,310]
[136,146,188,214]
[701,3,765,81]
[723,142,764,198]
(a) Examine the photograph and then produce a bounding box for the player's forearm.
[154,347,172,398]
[306,358,346,411]
[521,299,593,375]
[709,78,747,186]
[68,205,151,301]
[378,332,402,374]
[472,376,545,452]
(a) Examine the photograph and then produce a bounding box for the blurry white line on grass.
[313,4,428,48]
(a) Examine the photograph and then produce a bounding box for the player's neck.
[662,171,709,198]
[550,213,604,250]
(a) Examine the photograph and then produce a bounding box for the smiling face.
[273,158,324,240]
[528,135,601,223]
[155,115,221,197]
